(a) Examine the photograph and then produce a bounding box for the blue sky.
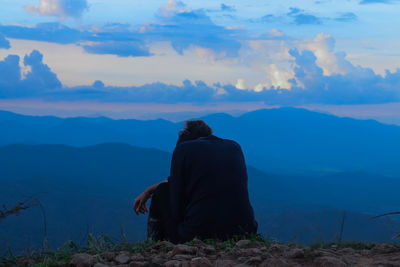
[0,0,400,122]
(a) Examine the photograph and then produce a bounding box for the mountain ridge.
[1,142,400,252]
[1,107,400,177]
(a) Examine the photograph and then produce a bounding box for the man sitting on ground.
[133,120,257,243]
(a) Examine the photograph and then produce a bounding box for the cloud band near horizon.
[0,49,399,105]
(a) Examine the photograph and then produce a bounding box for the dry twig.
[0,197,38,220]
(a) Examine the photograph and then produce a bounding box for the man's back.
[168,135,258,242]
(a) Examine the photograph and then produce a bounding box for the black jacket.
[168,135,257,242]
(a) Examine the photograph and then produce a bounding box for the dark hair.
[177,120,213,144]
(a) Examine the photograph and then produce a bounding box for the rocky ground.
[12,239,400,267]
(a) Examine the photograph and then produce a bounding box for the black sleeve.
[167,145,186,223]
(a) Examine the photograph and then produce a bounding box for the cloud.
[25,0,89,20]
[0,23,84,44]
[0,50,61,98]
[82,41,152,57]
[334,12,358,22]
[1,0,242,58]
[0,33,10,49]
[359,0,394,4]
[292,14,322,25]
[281,48,399,104]
[220,4,236,12]
[252,7,324,25]
[235,79,246,90]
[259,14,276,23]
[0,23,152,58]
[143,0,242,57]
[287,7,302,16]
[23,50,62,90]
[0,55,21,96]
[296,33,350,76]
[287,8,322,25]
[1,49,400,105]
[158,0,191,18]
[255,7,356,26]
[267,29,285,38]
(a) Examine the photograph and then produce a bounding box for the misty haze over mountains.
[1,107,400,176]
[1,107,400,252]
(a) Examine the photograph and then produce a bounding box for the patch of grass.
[0,235,158,267]
[130,240,156,254]
[0,233,387,266]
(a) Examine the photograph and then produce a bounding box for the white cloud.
[296,33,350,75]
[158,0,191,18]
[268,28,284,37]
[254,83,267,92]
[25,0,88,20]
[235,78,246,90]
[265,64,293,89]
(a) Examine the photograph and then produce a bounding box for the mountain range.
[1,107,400,176]
[1,143,399,252]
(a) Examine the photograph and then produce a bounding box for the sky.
[0,0,400,122]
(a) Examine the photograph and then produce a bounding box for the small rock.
[314,249,338,258]
[202,245,216,254]
[239,248,262,257]
[101,251,116,262]
[248,241,263,248]
[191,257,213,267]
[151,256,165,267]
[164,260,182,267]
[338,248,355,254]
[171,244,198,256]
[115,253,131,264]
[359,249,370,256]
[191,238,207,247]
[314,256,347,267]
[269,244,289,255]
[259,257,291,267]
[130,254,145,262]
[286,248,304,259]
[245,256,263,265]
[196,251,206,258]
[129,261,149,267]
[94,264,110,267]
[236,240,251,248]
[207,254,218,260]
[70,253,96,267]
[371,243,398,254]
[237,257,247,263]
[173,254,193,261]
[214,259,237,267]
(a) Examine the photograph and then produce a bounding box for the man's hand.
[133,190,151,215]
[133,180,167,215]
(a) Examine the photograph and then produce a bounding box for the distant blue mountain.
[1,143,399,252]
[1,108,400,176]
